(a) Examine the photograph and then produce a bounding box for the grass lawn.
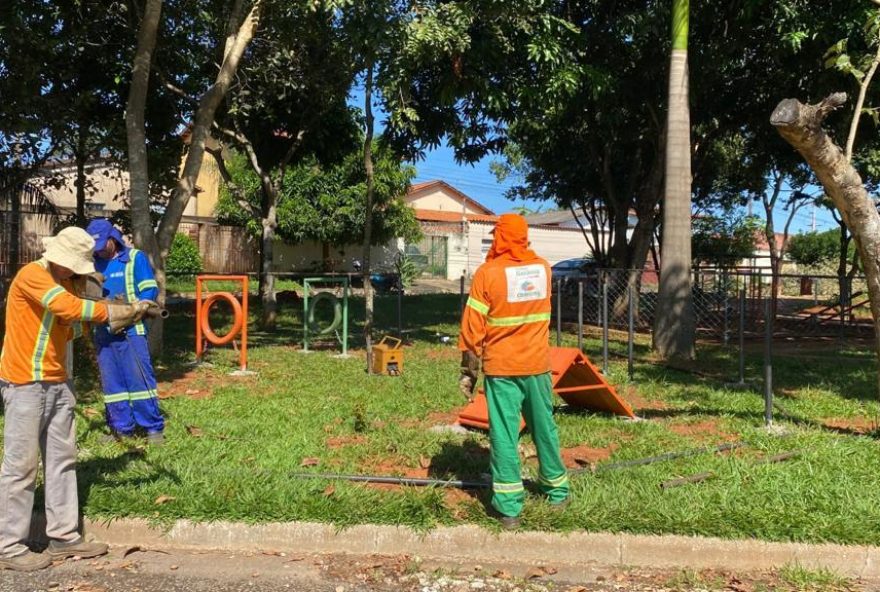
[165,275,303,295]
[43,293,880,544]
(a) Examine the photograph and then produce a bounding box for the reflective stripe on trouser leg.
[520,373,569,503]
[121,335,164,434]
[95,337,136,435]
[485,376,527,517]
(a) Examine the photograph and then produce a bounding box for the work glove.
[71,272,105,301]
[106,300,158,334]
[459,351,480,401]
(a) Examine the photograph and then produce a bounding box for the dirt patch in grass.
[823,416,878,435]
[561,443,618,469]
[157,370,235,401]
[325,435,368,449]
[667,419,738,442]
[624,387,668,411]
[427,410,462,425]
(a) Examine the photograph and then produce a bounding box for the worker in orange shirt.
[458,213,569,529]
[0,227,152,571]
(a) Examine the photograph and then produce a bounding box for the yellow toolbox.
[372,336,403,376]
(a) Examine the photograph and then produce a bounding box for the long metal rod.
[291,441,748,489]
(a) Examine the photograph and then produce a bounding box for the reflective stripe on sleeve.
[81,299,95,320]
[41,286,65,307]
[466,297,489,316]
[137,279,158,292]
[31,310,55,381]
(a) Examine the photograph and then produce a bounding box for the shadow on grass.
[77,447,181,508]
[428,440,492,513]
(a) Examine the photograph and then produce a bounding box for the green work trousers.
[485,373,569,517]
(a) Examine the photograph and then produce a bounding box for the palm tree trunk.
[654,0,695,360]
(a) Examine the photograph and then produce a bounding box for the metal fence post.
[627,283,634,381]
[813,276,819,307]
[577,279,584,352]
[602,273,609,374]
[556,278,562,347]
[460,272,466,314]
[397,284,403,339]
[763,296,773,427]
[738,287,746,386]
[722,270,729,346]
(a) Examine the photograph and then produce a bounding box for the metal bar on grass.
[573,441,745,475]
[754,451,800,465]
[660,471,714,490]
[291,472,489,489]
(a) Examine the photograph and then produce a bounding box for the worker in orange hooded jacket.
[458,213,569,529]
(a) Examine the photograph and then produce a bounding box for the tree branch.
[846,42,880,161]
[206,145,258,218]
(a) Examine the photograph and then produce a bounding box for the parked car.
[551,258,598,283]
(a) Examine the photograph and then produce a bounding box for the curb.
[83,519,880,579]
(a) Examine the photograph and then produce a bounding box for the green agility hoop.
[302,276,349,355]
[307,291,342,335]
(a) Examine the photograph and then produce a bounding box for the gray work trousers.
[0,381,80,557]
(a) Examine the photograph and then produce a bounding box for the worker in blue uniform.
[85,219,165,445]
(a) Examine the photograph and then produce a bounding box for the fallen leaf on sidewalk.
[525,566,557,579]
[154,495,176,505]
[185,425,204,437]
[170,565,178,571]
[300,457,320,467]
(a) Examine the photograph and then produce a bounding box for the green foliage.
[787,229,848,268]
[692,214,761,267]
[217,142,422,248]
[394,251,420,289]
[165,233,203,276]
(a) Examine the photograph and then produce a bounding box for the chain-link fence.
[553,267,875,364]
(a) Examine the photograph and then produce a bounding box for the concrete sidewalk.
[83,518,880,579]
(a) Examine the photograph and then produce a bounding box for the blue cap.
[85,218,125,253]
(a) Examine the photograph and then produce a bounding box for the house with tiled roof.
[403,180,592,280]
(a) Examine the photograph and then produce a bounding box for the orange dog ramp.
[456,347,634,431]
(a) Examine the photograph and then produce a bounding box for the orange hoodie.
[458,214,551,376]
[0,260,109,384]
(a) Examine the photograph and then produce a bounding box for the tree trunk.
[260,184,278,329]
[154,1,261,261]
[654,0,695,360]
[124,0,163,356]
[362,63,375,372]
[771,92,880,398]
[74,132,87,226]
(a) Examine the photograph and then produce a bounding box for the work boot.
[0,550,52,572]
[548,497,571,512]
[146,432,165,446]
[47,538,108,560]
[498,516,521,531]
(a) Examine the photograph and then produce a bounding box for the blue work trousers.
[94,332,164,435]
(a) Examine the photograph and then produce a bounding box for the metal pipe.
[627,283,634,381]
[722,270,729,346]
[290,441,748,489]
[764,297,773,426]
[738,288,746,385]
[577,279,584,352]
[556,279,562,347]
[602,273,609,374]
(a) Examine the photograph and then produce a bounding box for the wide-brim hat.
[42,227,97,275]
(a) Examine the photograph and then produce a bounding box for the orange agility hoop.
[195,275,248,372]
